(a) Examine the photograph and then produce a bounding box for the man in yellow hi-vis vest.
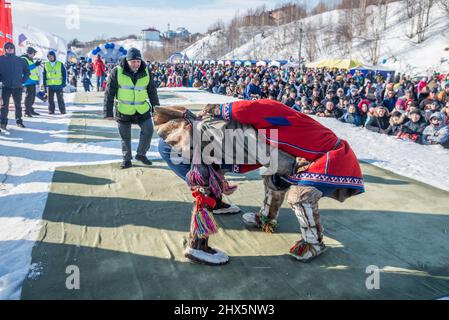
[22,47,41,117]
[43,51,67,115]
[104,48,160,169]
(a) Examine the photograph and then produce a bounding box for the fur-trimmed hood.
[389,113,407,126]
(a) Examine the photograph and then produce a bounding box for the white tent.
[269,60,281,68]
[281,61,300,69]
[217,60,224,65]
[209,60,216,65]
[234,60,242,66]
[256,60,267,67]
[14,25,67,62]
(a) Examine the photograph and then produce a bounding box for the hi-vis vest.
[44,61,63,86]
[116,66,151,115]
[23,57,39,82]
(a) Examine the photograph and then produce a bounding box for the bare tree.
[441,0,449,15]
[405,0,436,43]
[303,22,318,61]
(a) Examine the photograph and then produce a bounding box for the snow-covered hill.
[183,1,449,75]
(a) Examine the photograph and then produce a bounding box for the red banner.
[0,0,5,54]
[0,0,13,55]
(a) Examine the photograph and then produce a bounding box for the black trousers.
[48,88,66,113]
[1,87,23,125]
[118,117,154,161]
[24,85,37,114]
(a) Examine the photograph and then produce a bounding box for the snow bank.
[313,116,449,192]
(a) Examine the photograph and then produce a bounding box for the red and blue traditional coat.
[219,99,365,198]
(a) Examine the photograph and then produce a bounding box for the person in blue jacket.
[21,47,41,117]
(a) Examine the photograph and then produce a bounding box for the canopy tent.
[217,60,224,65]
[224,60,232,66]
[14,25,67,62]
[244,60,253,67]
[234,60,242,66]
[306,59,363,70]
[167,52,189,64]
[256,60,267,67]
[349,64,395,78]
[281,61,300,69]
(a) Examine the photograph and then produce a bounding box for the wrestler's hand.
[295,157,311,174]
[198,104,221,118]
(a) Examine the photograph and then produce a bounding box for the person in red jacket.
[93,55,106,92]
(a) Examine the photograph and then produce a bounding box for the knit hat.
[4,42,14,50]
[409,109,421,116]
[391,111,402,118]
[126,48,142,61]
[26,47,37,55]
[47,51,56,58]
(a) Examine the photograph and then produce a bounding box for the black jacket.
[0,45,30,89]
[366,115,390,133]
[399,119,427,135]
[104,59,159,122]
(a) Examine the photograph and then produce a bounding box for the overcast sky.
[12,0,329,41]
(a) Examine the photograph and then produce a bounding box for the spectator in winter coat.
[245,78,261,100]
[284,91,297,107]
[438,82,449,104]
[321,89,339,107]
[397,109,427,143]
[442,105,449,126]
[392,99,407,115]
[366,106,390,134]
[338,104,360,126]
[357,101,370,126]
[93,55,107,92]
[422,112,449,148]
[316,101,343,118]
[423,101,442,122]
[417,77,428,99]
[0,42,30,130]
[383,90,398,112]
[82,76,93,92]
[291,97,302,112]
[363,80,377,102]
[419,88,442,110]
[385,111,407,136]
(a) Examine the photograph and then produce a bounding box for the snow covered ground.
[313,116,449,192]
[0,88,236,299]
[0,88,448,299]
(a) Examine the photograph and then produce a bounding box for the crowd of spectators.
[149,61,449,148]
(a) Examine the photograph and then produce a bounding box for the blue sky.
[12,0,329,41]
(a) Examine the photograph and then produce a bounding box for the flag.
[0,0,6,53]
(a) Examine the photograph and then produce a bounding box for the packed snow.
[0,88,448,300]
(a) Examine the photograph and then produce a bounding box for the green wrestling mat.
[20,91,449,300]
